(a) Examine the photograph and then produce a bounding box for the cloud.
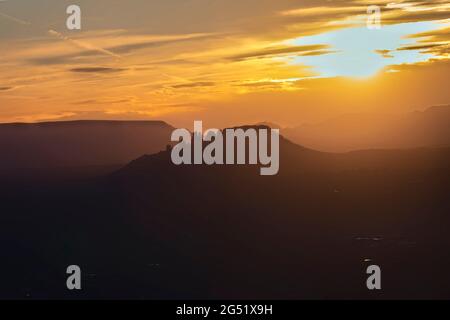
[71,98,131,105]
[398,43,446,50]
[69,67,126,73]
[368,0,450,25]
[59,110,157,121]
[280,5,366,19]
[45,106,199,122]
[106,33,215,55]
[281,1,450,29]
[402,25,450,56]
[48,29,121,59]
[375,49,394,58]
[171,82,215,89]
[28,32,216,66]
[228,44,331,61]
[409,25,450,42]
[4,112,77,123]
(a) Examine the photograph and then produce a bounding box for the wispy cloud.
[48,29,121,59]
[172,82,216,89]
[228,44,332,61]
[69,67,125,73]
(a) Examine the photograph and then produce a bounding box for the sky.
[0,0,449,128]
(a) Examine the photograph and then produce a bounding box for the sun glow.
[285,21,447,78]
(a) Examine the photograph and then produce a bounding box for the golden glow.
[0,0,449,127]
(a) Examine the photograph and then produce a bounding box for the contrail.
[0,11,31,25]
[0,5,121,60]
[48,29,121,59]
[0,0,30,25]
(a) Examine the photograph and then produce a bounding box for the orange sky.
[0,0,449,128]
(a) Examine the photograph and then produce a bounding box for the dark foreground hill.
[0,131,449,299]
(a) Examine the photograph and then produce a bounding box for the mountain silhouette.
[0,120,174,172]
[103,128,450,299]
[0,125,449,299]
[283,105,450,152]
